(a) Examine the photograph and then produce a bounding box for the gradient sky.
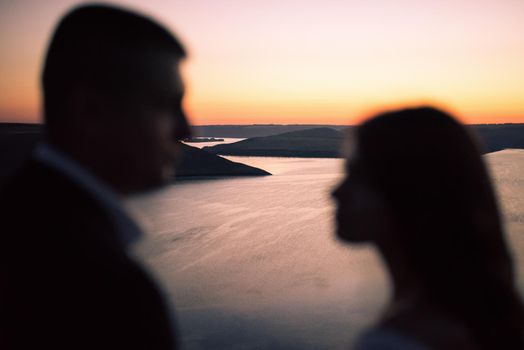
[1,0,523,125]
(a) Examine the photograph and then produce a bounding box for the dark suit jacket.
[0,158,177,349]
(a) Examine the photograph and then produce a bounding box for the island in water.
[183,137,225,143]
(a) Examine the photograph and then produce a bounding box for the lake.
[128,149,524,349]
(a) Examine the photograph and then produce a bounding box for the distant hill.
[0,123,270,183]
[2,123,523,167]
[203,127,345,158]
[193,124,349,138]
[202,124,524,158]
[194,123,524,153]
[474,124,524,153]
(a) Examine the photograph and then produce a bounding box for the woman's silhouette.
[332,107,524,349]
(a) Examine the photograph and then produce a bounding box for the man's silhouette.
[0,4,189,349]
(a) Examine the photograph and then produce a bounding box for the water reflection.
[128,151,524,349]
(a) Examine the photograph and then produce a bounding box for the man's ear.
[67,86,112,127]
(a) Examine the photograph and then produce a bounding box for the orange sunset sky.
[0,0,523,125]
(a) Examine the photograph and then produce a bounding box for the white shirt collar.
[34,143,142,246]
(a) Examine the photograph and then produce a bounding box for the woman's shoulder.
[353,301,478,350]
[353,327,430,350]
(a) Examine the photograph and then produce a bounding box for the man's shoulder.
[0,159,176,349]
[0,158,120,250]
[2,157,98,214]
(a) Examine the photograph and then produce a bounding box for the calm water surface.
[128,150,524,350]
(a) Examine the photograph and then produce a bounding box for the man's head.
[42,4,190,194]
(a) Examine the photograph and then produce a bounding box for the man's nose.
[332,183,343,201]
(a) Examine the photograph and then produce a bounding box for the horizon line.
[2,121,524,127]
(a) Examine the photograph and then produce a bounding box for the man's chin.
[335,223,370,244]
[127,175,171,195]
[162,164,176,181]
[154,171,175,189]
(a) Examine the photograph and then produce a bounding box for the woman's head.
[334,106,512,279]
[333,106,523,347]
[334,107,503,252]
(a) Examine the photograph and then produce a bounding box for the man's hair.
[42,4,186,126]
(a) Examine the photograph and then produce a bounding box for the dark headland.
[0,123,270,184]
[176,142,270,177]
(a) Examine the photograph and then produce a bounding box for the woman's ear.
[356,183,393,243]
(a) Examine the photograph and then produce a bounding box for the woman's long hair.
[356,107,524,348]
